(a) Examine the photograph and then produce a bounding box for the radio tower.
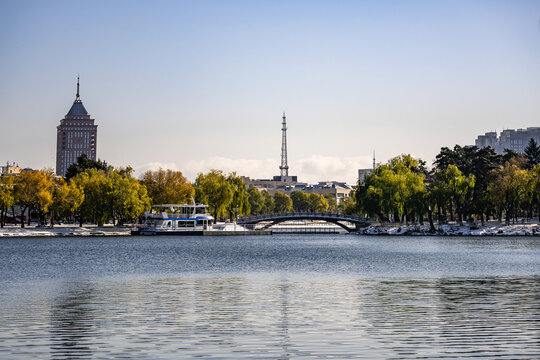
[279,112,289,177]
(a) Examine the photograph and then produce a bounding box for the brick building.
[56,77,98,176]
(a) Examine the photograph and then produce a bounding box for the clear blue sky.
[1,0,539,183]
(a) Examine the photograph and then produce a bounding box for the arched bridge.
[238,212,370,233]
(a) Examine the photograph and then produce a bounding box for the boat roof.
[151,204,209,208]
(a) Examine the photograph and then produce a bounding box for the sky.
[1,0,539,184]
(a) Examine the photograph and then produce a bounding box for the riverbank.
[0,224,131,237]
[357,223,540,236]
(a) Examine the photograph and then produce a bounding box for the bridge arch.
[238,212,369,233]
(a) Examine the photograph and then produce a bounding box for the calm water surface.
[0,234,539,359]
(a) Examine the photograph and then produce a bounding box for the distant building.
[357,169,371,183]
[242,178,352,203]
[241,113,354,203]
[304,181,353,202]
[0,162,22,176]
[56,77,98,177]
[242,112,298,189]
[357,151,376,184]
[475,127,540,154]
[242,176,303,194]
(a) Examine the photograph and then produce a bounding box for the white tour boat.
[132,199,272,236]
[135,202,215,235]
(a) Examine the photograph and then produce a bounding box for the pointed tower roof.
[66,76,89,116]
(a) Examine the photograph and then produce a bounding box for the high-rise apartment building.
[475,127,540,154]
[56,77,98,176]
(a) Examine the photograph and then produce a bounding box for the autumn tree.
[110,171,151,225]
[51,178,84,225]
[140,168,195,205]
[324,194,338,213]
[13,170,54,227]
[194,170,233,220]
[488,159,533,224]
[0,176,14,227]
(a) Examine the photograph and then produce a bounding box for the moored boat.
[131,202,271,236]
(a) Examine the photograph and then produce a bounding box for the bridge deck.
[238,212,370,233]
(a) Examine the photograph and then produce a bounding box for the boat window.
[167,221,171,227]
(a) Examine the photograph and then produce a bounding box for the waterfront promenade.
[1,221,539,237]
[0,224,131,237]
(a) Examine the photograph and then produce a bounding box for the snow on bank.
[0,225,131,237]
[357,223,540,236]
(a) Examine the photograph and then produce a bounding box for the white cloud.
[296,155,372,184]
[135,155,373,185]
[134,162,179,175]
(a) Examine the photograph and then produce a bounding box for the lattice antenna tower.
[280,112,289,177]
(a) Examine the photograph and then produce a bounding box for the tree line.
[1,139,539,227]
[0,155,343,227]
[356,139,540,226]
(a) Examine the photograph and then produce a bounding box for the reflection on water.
[1,275,538,359]
[50,283,96,359]
[0,235,539,359]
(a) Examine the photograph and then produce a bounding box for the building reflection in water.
[49,281,97,360]
[277,278,291,360]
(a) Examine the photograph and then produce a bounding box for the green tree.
[226,173,250,220]
[0,176,14,227]
[433,145,500,221]
[273,191,293,213]
[308,193,329,212]
[443,165,475,225]
[110,171,151,225]
[140,168,195,205]
[65,154,111,181]
[290,190,309,211]
[488,159,533,224]
[73,169,113,226]
[194,170,233,220]
[524,138,540,169]
[324,194,338,213]
[247,187,264,215]
[338,195,357,215]
[427,174,451,224]
[261,190,274,214]
[356,155,426,223]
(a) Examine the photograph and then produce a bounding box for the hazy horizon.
[1,1,539,184]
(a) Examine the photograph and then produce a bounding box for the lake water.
[0,234,539,359]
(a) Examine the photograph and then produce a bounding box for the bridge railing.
[238,211,368,223]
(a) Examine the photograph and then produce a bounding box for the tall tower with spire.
[279,112,289,177]
[56,77,98,176]
[273,112,297,182]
